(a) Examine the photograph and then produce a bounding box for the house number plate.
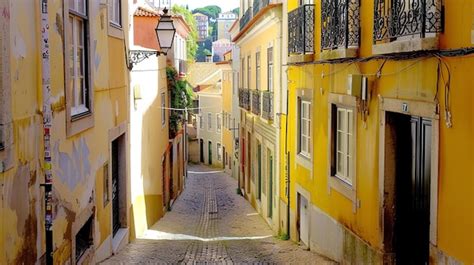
[402,103,409,113]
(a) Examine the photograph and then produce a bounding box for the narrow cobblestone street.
[102,164,335,264]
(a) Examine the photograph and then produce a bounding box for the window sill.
[108,23,124,40]
[328,175,357,206]
[372,36,439,55]
[288,53,314,64]
[295,153,312,170]
[320,47,358,61]
[67,112,94,138]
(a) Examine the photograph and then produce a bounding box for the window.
[75,215,93,262]
[216,113,222,132]
[267,47,273,91]
[103,163,109,207]
[161,92,166,126]
[247,56,251,89]
[109,0,121,27]
[208,113,212,131]
[217,143,222,161]
[334,107,354,185]
[256,52,261,90]
[68,0,90,118]
[298,99,311,158]
[199,115,203,129]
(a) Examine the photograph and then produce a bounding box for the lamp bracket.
[128,50,167,70]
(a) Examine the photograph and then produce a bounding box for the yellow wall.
[286,0,473,263]
[0,0,130,263]
[222,68,234,168]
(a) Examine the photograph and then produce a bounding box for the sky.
[172,0,239,12]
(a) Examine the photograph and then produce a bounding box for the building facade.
[217,12,237,41]
[193,13,209,41]
[212,38,234,62]
[234,0,283,233]
[0,0,129,263]
[283,0,474,264]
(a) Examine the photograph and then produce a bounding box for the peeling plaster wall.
[0,0,130,264]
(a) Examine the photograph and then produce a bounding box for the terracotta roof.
[134,6,159,17]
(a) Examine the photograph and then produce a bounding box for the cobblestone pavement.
[102,164,336,264]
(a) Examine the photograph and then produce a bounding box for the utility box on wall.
[347,74,368,100]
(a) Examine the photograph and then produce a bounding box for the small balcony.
[321,0,360,51]
[373,0,443,43]
[261,91,273,121]
[253,0,270,17]
[239,88,250,111]
[288,4,315,55]
[251,90,261,116]
[240,7,253,30]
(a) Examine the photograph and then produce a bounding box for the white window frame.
[199,115,203,129]
[335,107,354,185]
[161,92,166,126]
[256,52,261,91]
[109,0,121,28]
[267,47,273,92]
[298,99,311,158]
[216,113,222,132]
[217,143,222,161]
[208,113,212,131]
[69,1,90,118]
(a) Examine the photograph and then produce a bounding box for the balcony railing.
[240,7,253,30]
[253,0,271,17]
[239,88,250,111]
[261,91,273,121]
[321,0,360,50]
[373,0,443,42]
[288,5,315,55]
[251,90,261,116]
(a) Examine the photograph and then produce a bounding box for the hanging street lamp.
[128,8,176,70]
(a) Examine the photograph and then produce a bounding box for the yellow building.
[284,0,473,264]
[0,0,130,263]
[221,51,235,174]
[234,0,283,232]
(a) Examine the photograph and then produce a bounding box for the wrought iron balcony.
[239,88,250,111]
[321,0,360,50]
[253,0,271,17]
[373,0,443,42]
[251,90,261,116]
[261,91,273,121]
[288,5,315,55]
[240,7,253,30]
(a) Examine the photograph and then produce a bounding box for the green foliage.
[203,49,211,56]
[192,5,222,19]
[166,66,193,137]
[172,5,198,61]
[232,7,240,16]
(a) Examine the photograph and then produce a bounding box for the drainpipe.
[285,88,290,240]
[40,0,54,264]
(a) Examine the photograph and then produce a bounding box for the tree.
[232,7,240,16]
[192,5,222,20]
[172,5,198,61]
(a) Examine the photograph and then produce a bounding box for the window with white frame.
[334,106,354,185]
[199,115,203,129]
[256,52,261,90]
[109,0,121,27]
[208,113,212,131]
[298,99,311,158]
[161,92,166,125]
[68,0,90,117]
[217,143,222,161]
[216,113,222,132]
[241,58,245,88]
[267,47,273,91]
[247,55,251,89]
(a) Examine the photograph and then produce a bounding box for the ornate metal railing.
[239,88,250,111]
[240,7,253,30]
[251,90,261,116]
[288,5,315,55]
[374,0,443,42]
[261,91,273,121]
[321,0,360,50]
[253,0,271,17]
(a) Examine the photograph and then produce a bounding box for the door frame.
[378,98,439,254]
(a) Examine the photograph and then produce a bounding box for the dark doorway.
[268,152,273,218]
[257,142,262,200]
[208,141,213,165]
[112,134,126,236]
[223,146,226,169]
[200,139,204,163]
[385,112,432,265]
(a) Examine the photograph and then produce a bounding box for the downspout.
[285,85,290,240]
[40,0,54,264]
